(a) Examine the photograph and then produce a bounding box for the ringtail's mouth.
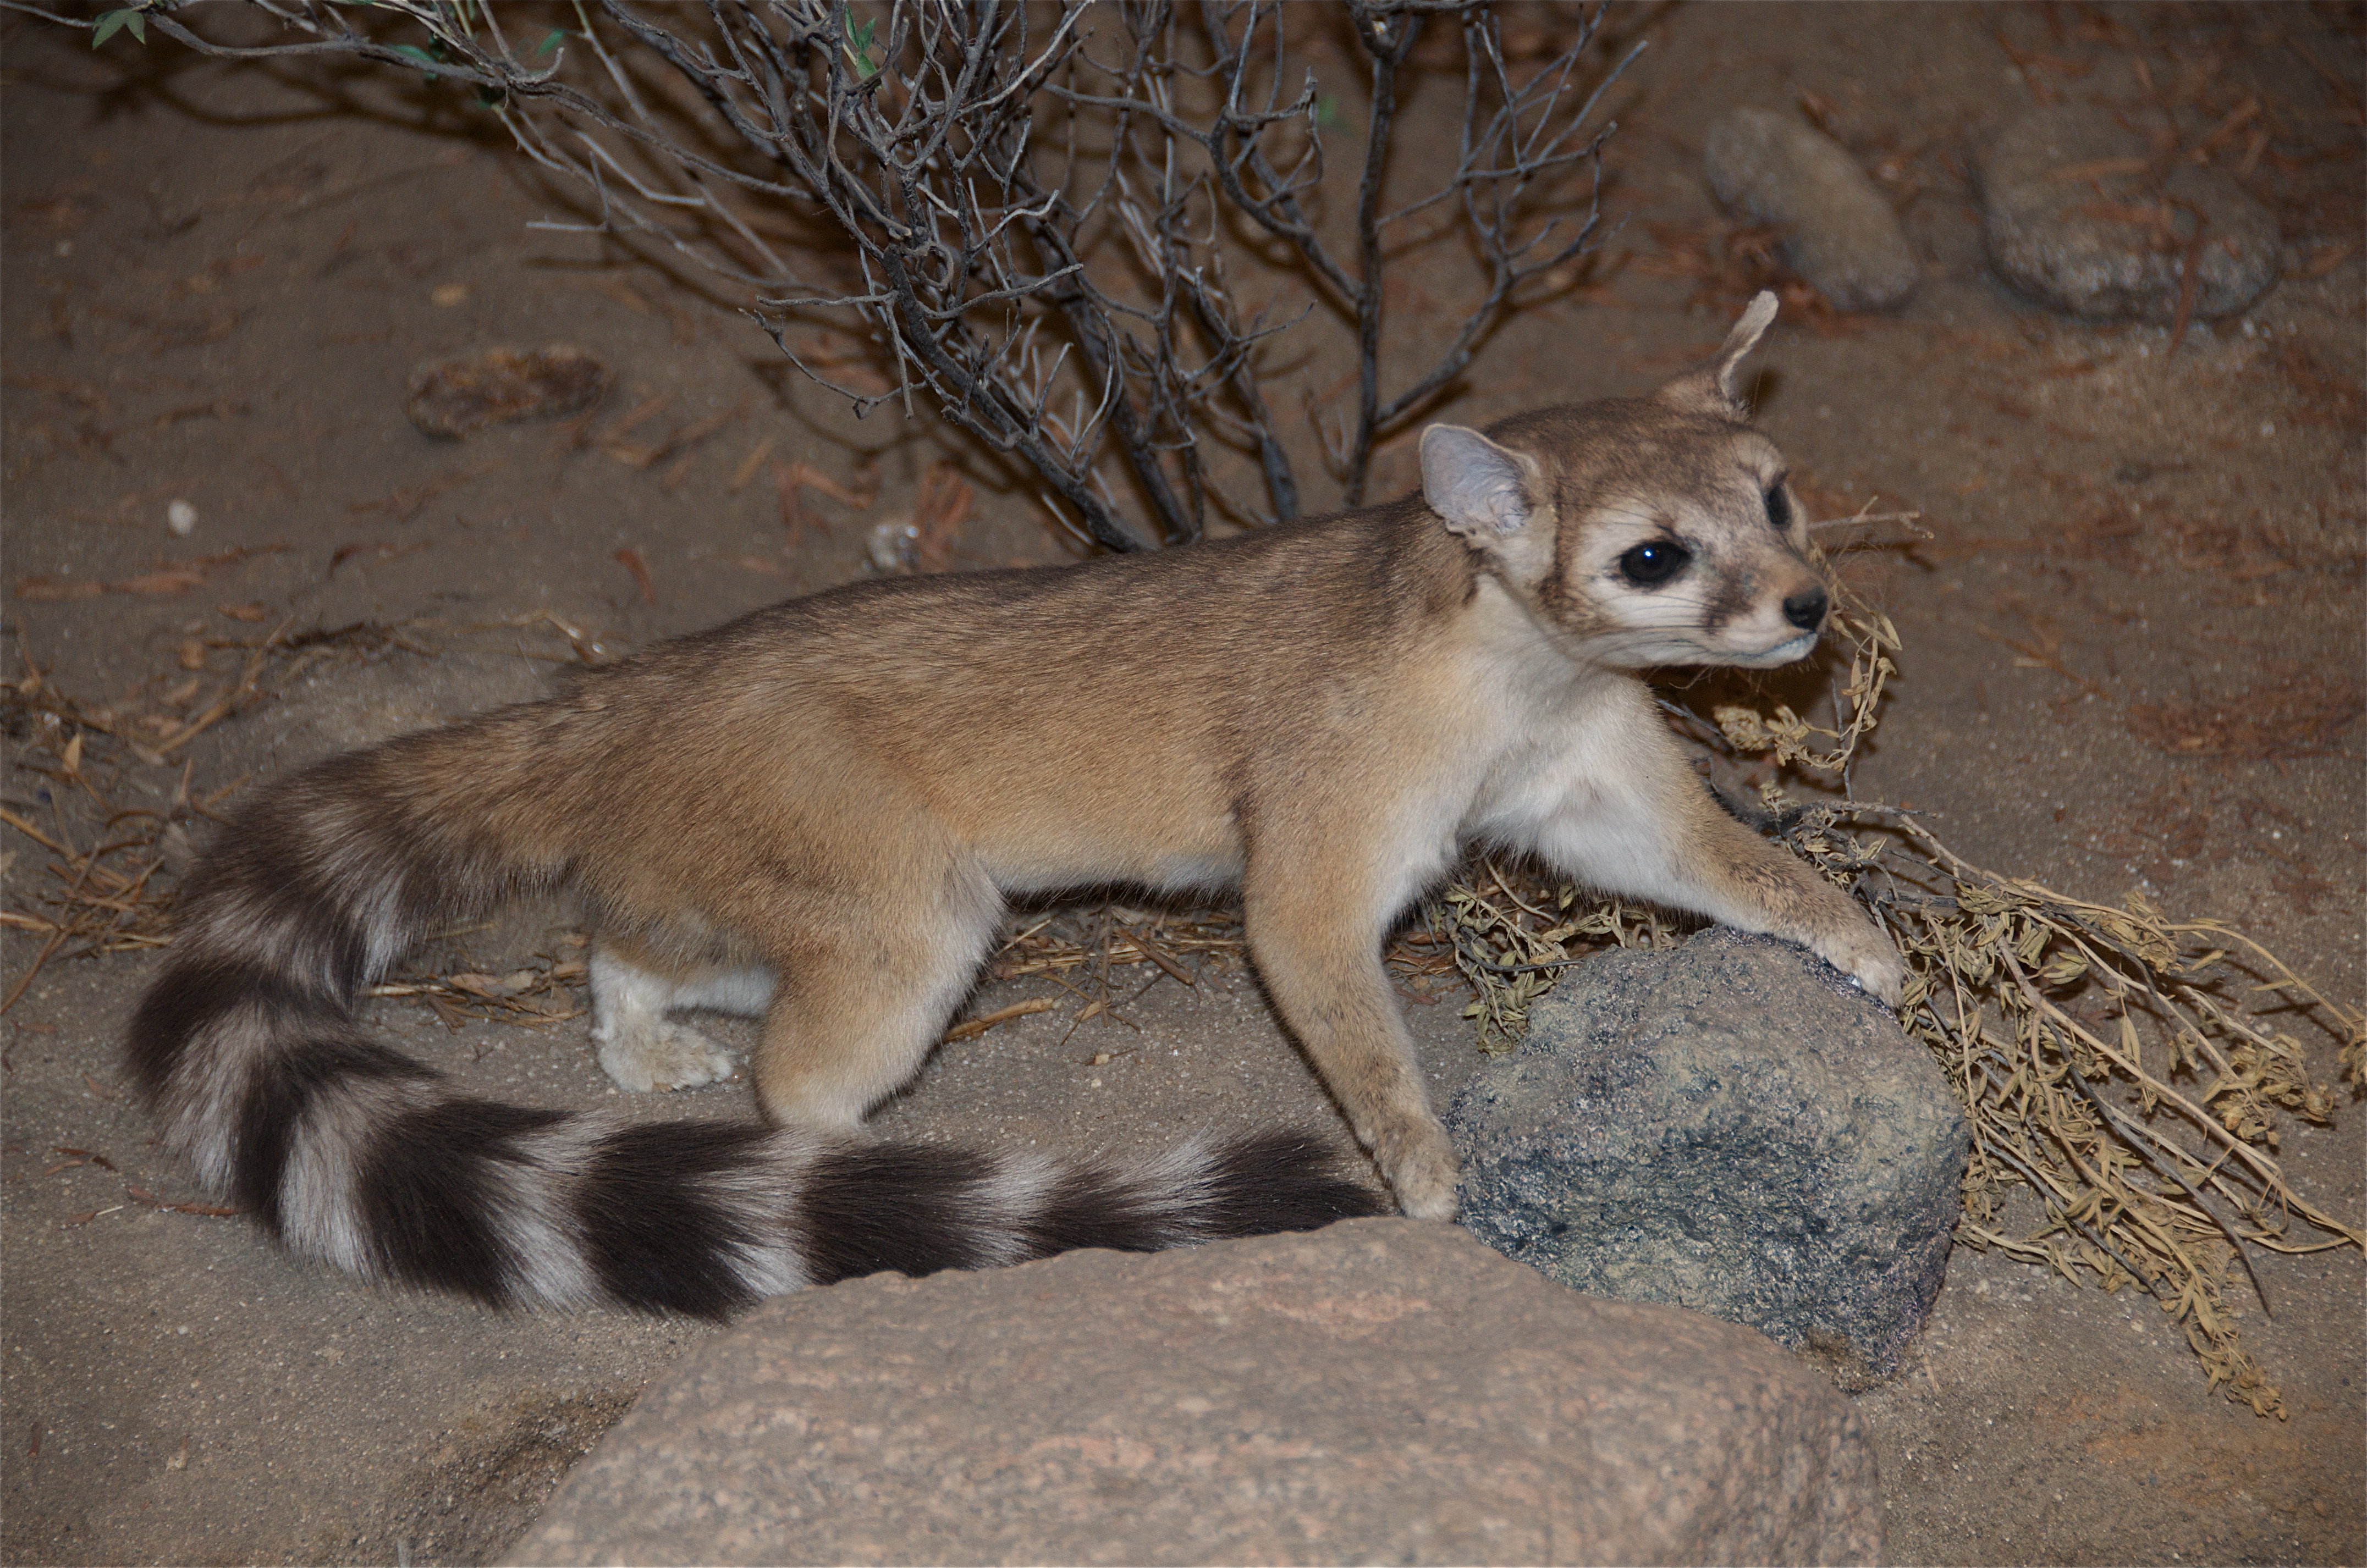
[1738,631,1819,666]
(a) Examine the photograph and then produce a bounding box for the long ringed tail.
[126,710,1382,1319]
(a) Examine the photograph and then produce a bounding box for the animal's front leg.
[1531,742,1904,1006]
[1243,846,1458,1221]
[1674,806,1906,1005]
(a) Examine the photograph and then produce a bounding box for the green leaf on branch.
[91,8,146,48]
[843,13,880,79]
[388,43,441,81]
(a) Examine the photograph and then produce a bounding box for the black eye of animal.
[1764,485,1792,531]
[1617,540,1692,587]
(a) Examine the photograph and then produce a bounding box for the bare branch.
[10,0,1630,545]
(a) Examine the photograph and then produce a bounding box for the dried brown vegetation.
[0,615,553,1014]
[2126,669,2365,761]
[1631,218,1864,331]
[1430,578,2367,1417]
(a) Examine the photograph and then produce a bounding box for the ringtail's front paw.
[1378,1120,1461,1222]
[1817,921,1905,1008]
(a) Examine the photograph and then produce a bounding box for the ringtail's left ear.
[1656,288,1778,419]
[1421,423,1546,543]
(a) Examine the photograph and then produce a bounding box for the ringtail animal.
[130,291,1903,1316]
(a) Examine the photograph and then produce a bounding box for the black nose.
[1782,588,1828,631]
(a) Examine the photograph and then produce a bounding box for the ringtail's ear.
[1421,423,1546,543]
[1655,288,1778,419]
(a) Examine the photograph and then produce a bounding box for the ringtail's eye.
[1764,484,1793,531]
[1617,539,1692,587]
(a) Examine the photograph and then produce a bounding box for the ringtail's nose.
[1781,587,1829,632]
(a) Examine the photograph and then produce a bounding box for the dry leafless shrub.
[18,0,1634,549]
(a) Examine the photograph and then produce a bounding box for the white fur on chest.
[1466,675,1657,834]
[1449,592,1691,893]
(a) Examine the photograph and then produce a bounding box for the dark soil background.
[3,4,2361,1564]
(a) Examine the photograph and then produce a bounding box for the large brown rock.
[507,1219,1882,1566]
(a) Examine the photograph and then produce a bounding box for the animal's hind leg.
[589,932,772,1092]
[750,871,1003,1128]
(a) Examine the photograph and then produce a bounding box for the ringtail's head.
[1419,290,1829,670]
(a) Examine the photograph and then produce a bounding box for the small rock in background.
[865,516,921,573]
[165,498,197,536]
[1448,926,1968,1385]
[1705,107,1920,311]
[1981,103,2280,323]
[405,345,611,439]
[509,1220,1884,1566]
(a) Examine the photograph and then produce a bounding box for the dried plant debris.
[368,937,591,1032]
[1422,864,1671,1056]
[0,718,180,1013]
[1791,805,2357,1416]
[1434,582,2363,1416]
[1632,218,1863,332]
[2126,671,2364,760]
[1,620,439,1008]
[405,346,611,439]
[12,545,288,604]
[867,462,976,575]
[978,907,1242,1037]
[106,2,1633,548]
[2276,341,2366,432]
[1708,601,1900,774]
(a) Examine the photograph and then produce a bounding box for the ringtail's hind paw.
[595,1019,737,1092]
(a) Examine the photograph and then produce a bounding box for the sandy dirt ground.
[2,4,2361,1564]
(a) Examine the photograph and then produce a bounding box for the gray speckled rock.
[507,1220,1884,1567]
[1447,927,1968,1384]
[1982,103,2280,321]
[1705,108,1919,310]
